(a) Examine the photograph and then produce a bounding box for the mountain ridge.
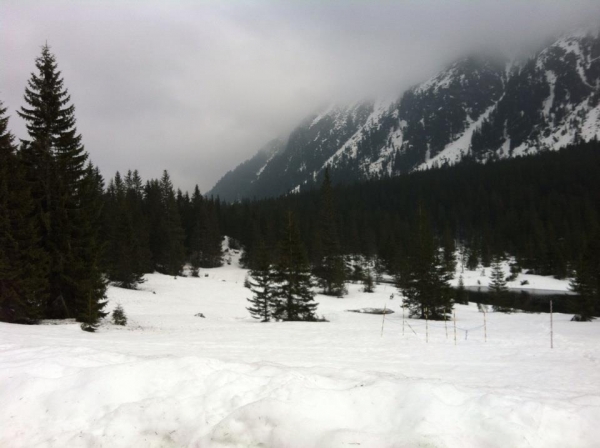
[209,30,600,201]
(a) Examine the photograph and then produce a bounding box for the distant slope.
[209,30,600,201]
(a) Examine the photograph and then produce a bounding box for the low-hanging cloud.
[2,0,599,192]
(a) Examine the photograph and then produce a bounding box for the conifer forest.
[2,46,600,328]
[3,3,600,444]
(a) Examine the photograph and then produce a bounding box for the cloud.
[2,0,599,191]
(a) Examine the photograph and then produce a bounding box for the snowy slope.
[1,249,599,447]
[210,30,600,200]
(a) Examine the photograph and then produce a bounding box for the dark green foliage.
[569,234,600,321]
[112,304,127,326]
[455,275,468,305]
[16,45,106,327]
[246,241,275,321]
[362,267,375,293]
[490,258,510,312]
[104,171,148,288]
[218,142,600,282]
[186,186,223,272]
[395,208,454,320]
[145,171,186,275]
[0,100,49,323]
[272,212,318,321]
[314,169,346,297]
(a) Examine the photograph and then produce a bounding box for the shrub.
[112,304,127,326]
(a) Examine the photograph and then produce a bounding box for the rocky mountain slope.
[209,31,600,201]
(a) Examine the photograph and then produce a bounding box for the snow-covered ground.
[451,258,572,292]
[1,249,599,447]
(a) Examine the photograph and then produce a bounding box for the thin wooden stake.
[550,299,554,349]
[402,302,405,336]
[453,310,457,346]
[380,304,387,337]
[425,307,429,344]
[483,306,487,343]
[444,307,448,339]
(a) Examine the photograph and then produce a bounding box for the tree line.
[0,46,223,329]
[2,46,599,329]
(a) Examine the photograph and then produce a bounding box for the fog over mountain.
[2,0,600,191]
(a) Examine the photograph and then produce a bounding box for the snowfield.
[1,250,599,447]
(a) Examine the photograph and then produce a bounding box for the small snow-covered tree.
[247,241,275,322]
[363,267,375,293]
[570,236,600,321]
[396,207,453,320]
[272,212,318,321]
[490,258,510,312]
[112,304,127,326]
[455,274,468,305]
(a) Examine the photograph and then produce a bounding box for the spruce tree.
[490,258,510,312]
[189,188,222,270]
[18,45,106,323]
[362,266,375,293]
[570,235,600,321]
[0,100,49,323]
[315,169,346,296]
[272,212,318,321]
[155,171,186,275]
[396,207,453,320]
[247,240,275,321]
[105,171,147,288]
[455,274,468,305]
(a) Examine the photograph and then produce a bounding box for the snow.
[322,100,393,171]
[543,71,556,118]
[418,103,497,170]
[452,257,571,292]
[1,247,599,447]
[416,66,458,93]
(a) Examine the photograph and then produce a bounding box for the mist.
[2,0,599,192]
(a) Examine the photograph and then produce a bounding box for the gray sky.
[2,0,599,192]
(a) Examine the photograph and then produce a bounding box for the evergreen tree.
[315,169,346,296]
[246,240,275,321]
[272,212,318,321]
[154,171,186,275]
[0,100,49,323]
[490,258,510,312]
[202,198,223,268]
[396,207,453,320]
[18,45,106,324]
[112,304,127,326]
[362,266,375,293]
[105,171,147,288]
[455,274,468,305]
[570,235,600,321]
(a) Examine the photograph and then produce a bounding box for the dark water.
[461,287,580,314]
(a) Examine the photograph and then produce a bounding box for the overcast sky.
[2,0,599,192]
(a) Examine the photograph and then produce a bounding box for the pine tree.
[363,266,375,293]
[570,235,600,321]
[490,258,510,312]
[396,207,453,320]
[105,171,147,288]
[315,169,346,296]
[18,45,106,323]
[154,171,186,275]
[246,241,275,321]
[272,212,318,321]
[112,304,127,326]
[455,274,468,305]
[0,100,49,323]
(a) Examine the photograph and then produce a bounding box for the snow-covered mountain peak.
[210,32,600,201]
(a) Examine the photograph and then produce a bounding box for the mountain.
[209,31,600,202]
